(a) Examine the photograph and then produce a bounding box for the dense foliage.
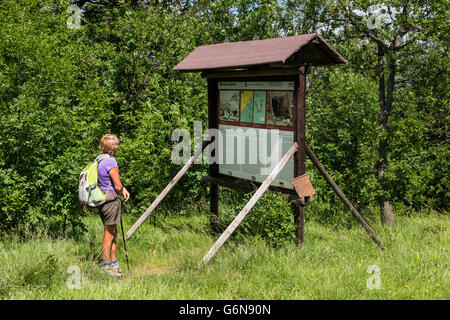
[0,0,447,237]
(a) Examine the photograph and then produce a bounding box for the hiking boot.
[110,260,122,274]
[100,262,122,278]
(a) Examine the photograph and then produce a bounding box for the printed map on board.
[240,91,254,123]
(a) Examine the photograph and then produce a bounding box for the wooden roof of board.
[173,33,347,72]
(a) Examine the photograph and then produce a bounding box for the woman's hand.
[82,204,90,215]
[123,187,130,202]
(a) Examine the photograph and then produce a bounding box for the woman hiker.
[95,134,130,277]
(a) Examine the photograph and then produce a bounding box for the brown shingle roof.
[173,33,347,72]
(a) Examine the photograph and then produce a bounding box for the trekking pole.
[120,202,131,275]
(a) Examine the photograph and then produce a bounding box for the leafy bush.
[219,190,295,247]
[0,1,207,234]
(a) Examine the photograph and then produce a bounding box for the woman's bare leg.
[110,225,117,262]
[102,225,117,263]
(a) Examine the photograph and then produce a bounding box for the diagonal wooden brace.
[201,142,299,263]
[126,140,212,240]
[305,143,384,250]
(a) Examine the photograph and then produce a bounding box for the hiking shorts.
[97,197,121,226]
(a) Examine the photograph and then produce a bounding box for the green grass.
[0,202,448,300]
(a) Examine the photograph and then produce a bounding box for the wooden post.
[305,143,384,250]
[208,78,220,232]
[126,140,211,240]
[293,68,307,245]
[202,143,298,263]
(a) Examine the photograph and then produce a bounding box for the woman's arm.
[109,166,130,202]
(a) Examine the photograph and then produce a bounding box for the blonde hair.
[100,134,119,155]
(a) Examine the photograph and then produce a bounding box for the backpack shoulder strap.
[97,155,110,164]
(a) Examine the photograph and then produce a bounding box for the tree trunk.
[376,43,395,226]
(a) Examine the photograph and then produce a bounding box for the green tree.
[285,0,449,223]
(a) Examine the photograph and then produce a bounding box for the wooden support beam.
[203,175,307,204]
[208,78,220,232]
[202,68,301,79]
[201,143,298,263]
[203,175,256,193]
[305,143,385,250]
[293,68,307,245]
[126,140,211,240]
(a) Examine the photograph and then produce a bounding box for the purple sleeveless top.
[95,154,118,193]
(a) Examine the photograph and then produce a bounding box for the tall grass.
[0,197,448,300]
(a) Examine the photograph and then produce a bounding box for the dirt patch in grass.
[136,264,171,276]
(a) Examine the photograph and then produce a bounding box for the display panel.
[218,124,294,189]
[253,91,266,124]
[219,90,240,122]
[218,81,294,129]
[266,91,293,127]
[240,91,254,123]
[217,81,295,189]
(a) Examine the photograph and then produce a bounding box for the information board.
[217,81,295,189]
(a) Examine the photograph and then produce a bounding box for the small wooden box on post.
[173,33,348,247]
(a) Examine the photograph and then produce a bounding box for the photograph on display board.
[253,91,266,124]
[219,90,240,122]
[267,91,293,127]
[240,90,254,123]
